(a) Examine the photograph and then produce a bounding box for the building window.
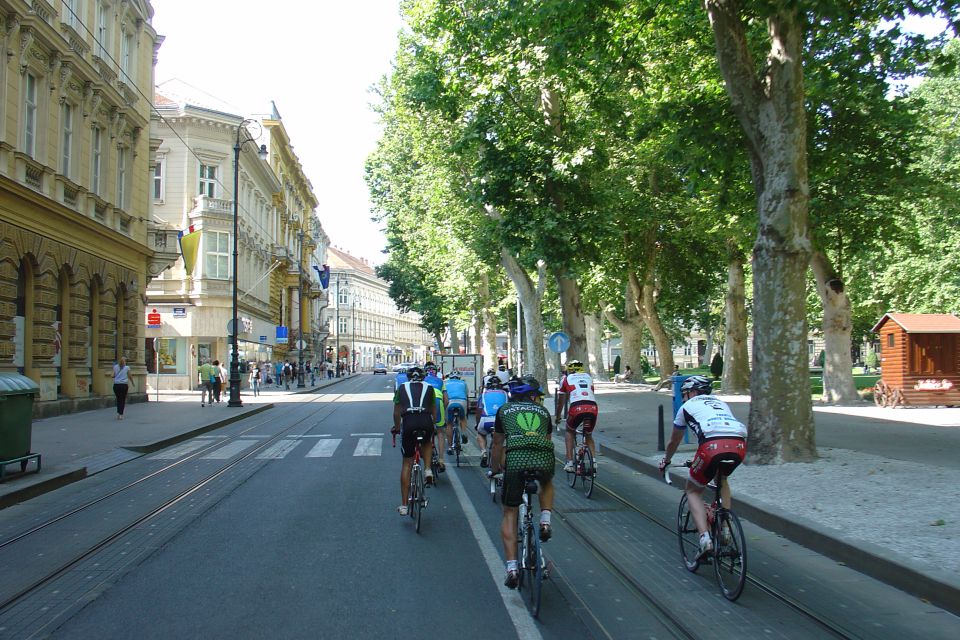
[205,231,230,280]
[339,317,348,333]
[62,0,80,29]
[153,158,165,201]
[61,103,73,178]
[121,30,135,83]
[199,164,217,197]
[96,2,110,58]
[338,289,348,305]
[91,126,103,195]
[24,73,38,158]
[116,146,127,208]
[157,338,181,374]
[887,334,895,348]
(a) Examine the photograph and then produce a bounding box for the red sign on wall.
[147,309,161,327]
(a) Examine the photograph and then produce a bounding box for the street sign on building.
[146,309,161,329]
[172,307,187,318]
[276,326,288,345]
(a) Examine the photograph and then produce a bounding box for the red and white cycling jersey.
[673,394,747,444]
[560,372,596,404]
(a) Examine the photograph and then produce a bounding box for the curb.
[0,468,87,510]
[598,440,960,617]
[126,403,275,453]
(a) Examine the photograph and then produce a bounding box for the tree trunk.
[810,250,861,404]
[706,1,815,462]
[501,250,548,392]
[584,312,606,379]
[631,245,674,380]
[703,327,714,368]
[449,319,460,353]
[556,274,589,364]
[479,272,498,371]
[473,312,483,354]
[723,242,751,394]
[602,286,646,378]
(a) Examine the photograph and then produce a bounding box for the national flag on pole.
[313,264,330,289]
[178,224,202,276]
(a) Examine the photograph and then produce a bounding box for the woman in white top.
[113,356,132,420]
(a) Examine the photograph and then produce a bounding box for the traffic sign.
[548,331,570,353]
[296,339,307,350]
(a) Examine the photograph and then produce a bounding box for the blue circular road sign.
[548,331,570,353]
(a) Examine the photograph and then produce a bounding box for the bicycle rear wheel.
[581,447,595,499]
[714,509,747,601]
[452,425,462,467]
[415,467,425,533]
[528,527,543,617]
[408,466,420,529]
[430,446,441,486]
[567,449,579,488]
[677,494,701,572]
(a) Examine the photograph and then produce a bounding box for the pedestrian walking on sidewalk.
[249,362,263,397]
[283,361,292,390]
[275,361,283,388]
[212,360,224,403]
[113,357,131,420]
[198,359,216,407]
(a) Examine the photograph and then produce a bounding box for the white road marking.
[447,467,543,640]
[256,439,301,459]
[149,440,210,460]
[353,438,382,456]
[201,440,258,459]
[351,433,385,437]
[305,439,342,457]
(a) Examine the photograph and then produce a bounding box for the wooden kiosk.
[871,313,960,407]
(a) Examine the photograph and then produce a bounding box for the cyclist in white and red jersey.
[558,360,599,473]
[659,375,747,556]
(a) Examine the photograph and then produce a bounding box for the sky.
[151,0,405,266]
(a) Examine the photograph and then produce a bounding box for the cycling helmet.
[484,377,504,389]
[486,368,496,376]
[424,361,438,374]
[407,366,425,382]
[566,360,584,373]
[681,375,713,395]
[447,371,462,380]
[509,375,543,400]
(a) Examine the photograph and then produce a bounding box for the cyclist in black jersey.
[490,375,555,588]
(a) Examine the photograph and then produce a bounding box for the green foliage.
[865,350,880,370]
[710,352,723,379]
[638,354,655,377]
[816,350,826,368]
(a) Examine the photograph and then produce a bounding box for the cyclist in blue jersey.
[476,377,509,467]
[395,365,409,390]
[423,362,447,470]
[443,371,470,455]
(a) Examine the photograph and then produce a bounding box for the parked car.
[392,362,416,373]
[373,362,388,375]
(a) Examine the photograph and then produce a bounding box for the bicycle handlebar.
[661,459,693,485]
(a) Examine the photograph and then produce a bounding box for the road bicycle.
[566,425,596,498]
[664,460,748,601]
[430,428,443,486]
[394,429,430,534]
[516,470,549,618]
[448,405,466,467]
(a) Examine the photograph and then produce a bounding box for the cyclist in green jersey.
[489,375,555,589]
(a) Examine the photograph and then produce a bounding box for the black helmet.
[407,366,425,382]
[486,368,496,376]
[681,375,712,395]
[485,377,503,390]
[447,370,462,380]
[509,375,543,400]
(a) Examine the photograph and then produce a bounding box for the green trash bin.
[0,373,40,461]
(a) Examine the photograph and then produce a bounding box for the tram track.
[556,473,860,640]
[0,382,364,620]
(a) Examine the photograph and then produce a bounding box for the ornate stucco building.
[325,247,431,370]
[0,0,163,415]
[145,87,328,390]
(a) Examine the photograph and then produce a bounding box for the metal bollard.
[657,404,665,451]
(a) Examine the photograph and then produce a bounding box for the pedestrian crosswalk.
[148,434,389,462]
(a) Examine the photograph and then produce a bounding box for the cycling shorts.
[688,437,746,487]
[476,416,495,436]
[502,453,555,507]
[566,401,599,433]
[446,399,468,422]
[434,396,445,427]
[400,415,435,459]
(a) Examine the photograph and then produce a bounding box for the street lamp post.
[229,120,268,408]
[296,230,306,388]
[335,275,347,377]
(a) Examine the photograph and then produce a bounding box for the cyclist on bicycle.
[489,375,555,589]
[659,375,747,555]
[559,360,599,473]
[395,365,409,390]
[443,370,469,454]
[391,366,437,516]
[423,362,447,471]
[476,377,509,468]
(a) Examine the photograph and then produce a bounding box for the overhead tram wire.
[61,3,293,244]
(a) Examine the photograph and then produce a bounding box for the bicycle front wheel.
[581,447,595,499]
[714,509,747,601]
[677,494,701,572]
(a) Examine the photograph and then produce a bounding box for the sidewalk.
[0,375,357,509]
[579,381,960,616]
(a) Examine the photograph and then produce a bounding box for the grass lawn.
[637,366,879,397]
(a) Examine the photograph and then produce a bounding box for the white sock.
[540,509,551,526]
[506,560,518,572]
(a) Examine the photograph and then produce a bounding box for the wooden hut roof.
[871,313,960,334]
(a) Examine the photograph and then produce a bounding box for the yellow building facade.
[0,1,160,414]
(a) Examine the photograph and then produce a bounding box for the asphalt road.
[1,375,955,639]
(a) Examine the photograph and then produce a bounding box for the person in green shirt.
[489,375,555,589]
[197,359,216,407]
